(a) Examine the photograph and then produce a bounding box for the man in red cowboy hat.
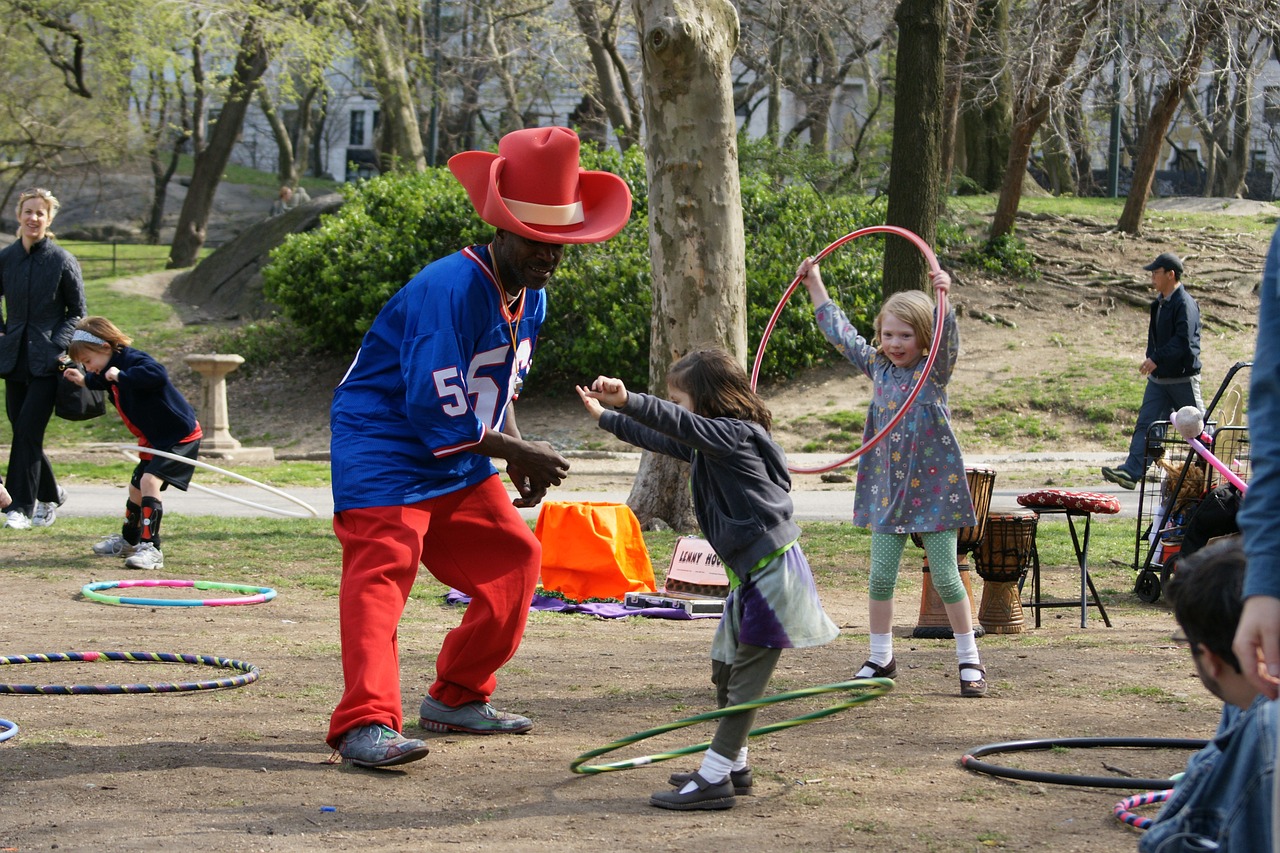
[326,126,632,769]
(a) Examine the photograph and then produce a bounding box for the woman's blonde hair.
[15,187,60,223]
[874,290,936,355]
[68,316,132,362]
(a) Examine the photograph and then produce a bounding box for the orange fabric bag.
[534,501,656,601]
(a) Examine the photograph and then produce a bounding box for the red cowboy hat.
[448,126,632,245]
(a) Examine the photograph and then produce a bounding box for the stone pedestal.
[185,354,274,462]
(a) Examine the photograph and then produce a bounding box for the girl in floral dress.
[797,257,987,697]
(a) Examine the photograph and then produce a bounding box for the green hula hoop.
[570,677,893,774]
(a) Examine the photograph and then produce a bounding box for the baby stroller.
[1132,362,1251,603]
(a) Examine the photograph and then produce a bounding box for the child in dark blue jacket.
[64,316,202,570]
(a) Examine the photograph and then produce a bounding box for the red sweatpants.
[326,475,540,747]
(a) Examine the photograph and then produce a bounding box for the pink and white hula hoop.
[750,226,945,475]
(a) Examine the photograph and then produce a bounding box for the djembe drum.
[912,467,997,639]
[973,510,1038,634]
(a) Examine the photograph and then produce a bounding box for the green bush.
[960,232,1040,278]
[262,141,899,395]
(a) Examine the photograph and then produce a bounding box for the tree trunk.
[570,0,639,150]
[338,1,427,173]
[939,0,976,193]
[629,0,746,531]
[365,18,427,171]
[145,143,184,246]
[1118,0,1225,234]
[168,17,270,269]
[988,0,1102,240]
[884,0,947,295]
[958,0,1012,191]
[258,88,298,187]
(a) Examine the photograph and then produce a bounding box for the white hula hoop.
[116,445,320,519]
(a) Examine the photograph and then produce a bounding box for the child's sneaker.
[93,532,137,558]
[124,542,164,570]
[337,723,429,769]
[93,534,137,557]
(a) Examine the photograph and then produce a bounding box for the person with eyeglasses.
[0,187,86,529]
[1144,537,1276,852]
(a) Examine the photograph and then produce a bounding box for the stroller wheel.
[1134,571,1162,604]
[1159,553,1180,598]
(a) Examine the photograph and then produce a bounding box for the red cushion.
[1017,488,1121,515]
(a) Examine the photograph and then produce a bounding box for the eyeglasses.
[1171,630,1202,656]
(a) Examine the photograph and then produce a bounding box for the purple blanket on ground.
[444,590,718,620]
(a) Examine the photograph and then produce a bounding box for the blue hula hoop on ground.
[0,718,17,743]
[571,677,893,774]
[81,578,278,607]
[961,736,1207,789]
[0,651,261,694]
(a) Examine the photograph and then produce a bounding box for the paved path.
[52,451,1143,523]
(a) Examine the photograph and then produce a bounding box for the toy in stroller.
[1132,362,1251,603]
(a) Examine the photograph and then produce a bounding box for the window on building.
[350,111,366,147]
[1266,87,1280,126]
[1251,150,1269,173]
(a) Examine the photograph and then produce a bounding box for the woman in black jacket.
[0,187,86,529]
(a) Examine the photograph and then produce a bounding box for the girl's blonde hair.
[68,316,132,362]
[667,347,773,432]
[15,187,60,238]
[874,290,936,355]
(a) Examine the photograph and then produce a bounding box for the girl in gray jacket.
[578,348,838,812]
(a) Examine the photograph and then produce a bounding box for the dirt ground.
[1,201,1275,852]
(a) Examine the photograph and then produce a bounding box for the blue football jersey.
[330,245,546,510]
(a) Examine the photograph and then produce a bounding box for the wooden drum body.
[974,510,1038,634]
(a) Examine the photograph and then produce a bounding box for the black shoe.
[856,657,897,680]
[669,767,752,795]
[1101,467,1137,490]
[650,772,736,810]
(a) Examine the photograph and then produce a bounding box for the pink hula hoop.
[750,225,945,475]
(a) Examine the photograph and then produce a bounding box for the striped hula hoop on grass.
[570,677,893,774]
[81,578,278,607]
[0,651,261,694]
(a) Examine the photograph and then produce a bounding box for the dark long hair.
[667,348,773,432]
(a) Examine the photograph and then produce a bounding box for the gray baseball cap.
[1143,252,1184,275]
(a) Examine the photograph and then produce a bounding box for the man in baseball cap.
[1102,250,1203,490]
[326,127,632,769]
[1143,252,1185,276]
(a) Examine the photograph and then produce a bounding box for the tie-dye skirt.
[711,543,839,663]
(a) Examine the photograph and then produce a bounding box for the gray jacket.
[598,391,799,580]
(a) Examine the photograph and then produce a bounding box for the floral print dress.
[815,300,976,534]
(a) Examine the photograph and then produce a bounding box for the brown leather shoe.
[959,662,988,697]
[857,657,897,680]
